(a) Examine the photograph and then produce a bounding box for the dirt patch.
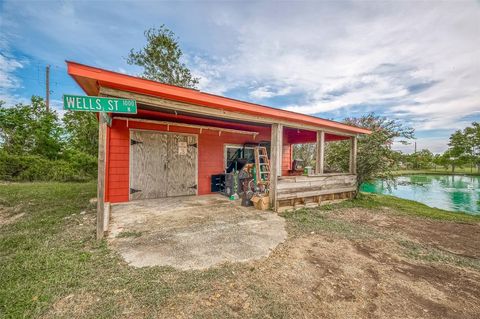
[332,207,480,258]
[104,201,480,318]
[151,232,480,319]
[0,204,25,226]
[41,291,144,319]
[25,190,480,318]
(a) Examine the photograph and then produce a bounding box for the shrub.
[0,151,96,182]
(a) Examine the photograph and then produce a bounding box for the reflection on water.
[361,175,480,215]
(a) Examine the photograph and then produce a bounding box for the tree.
[438,149,466,172]
[324,140,350,172]
[292,143,316,167]
[0,97,98,182]
[463,122,480,172]
[325,113,414,197]
[446,126,477,173]
[0,96,63,159]
[127,25,199,88]
[408,149,434,169]
[63,111,98,156]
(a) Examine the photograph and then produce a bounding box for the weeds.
[398,239,480,270]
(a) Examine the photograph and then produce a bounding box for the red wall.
[106,118,272,203]
[282,144,292,175]
[105,116,352,203]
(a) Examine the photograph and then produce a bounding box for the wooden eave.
[66,61,371,136]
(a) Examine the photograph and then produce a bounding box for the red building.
[67,61,370,238]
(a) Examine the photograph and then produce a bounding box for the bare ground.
[42,204,480,319]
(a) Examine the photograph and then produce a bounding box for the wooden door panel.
[130,131,168,200]
[166,134,197,197]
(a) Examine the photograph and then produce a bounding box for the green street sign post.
[63,94,137,114]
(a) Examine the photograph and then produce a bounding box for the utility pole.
[46,65,50,112]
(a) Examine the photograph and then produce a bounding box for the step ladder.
[254,146,271,185]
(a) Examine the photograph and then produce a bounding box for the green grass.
[282,191,479,237]
[281,207,378,239]
[0,182,289,318]
[1,182,478,318]
[116,230,143,238]
[334,193,480,223]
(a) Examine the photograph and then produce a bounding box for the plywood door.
[130,131,168,200]
[166,134,198,196]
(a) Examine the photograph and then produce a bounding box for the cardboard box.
[251,195,270,210]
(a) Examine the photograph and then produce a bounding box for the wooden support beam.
[269,123,283,211]
[315,130,325,175]
[350,136,357,174]
[114,116,259,137]
[96,114,107,239]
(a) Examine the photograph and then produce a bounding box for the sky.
[1,0,479,153]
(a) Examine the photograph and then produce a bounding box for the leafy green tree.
[444,122,480,173]
[463,122,480,172]
[324,140,349,172]
[409,149,434,169]
[433,153,444,170]
[63,111,98,156]
[292,143,316,167]
[0,96,63,159]
[439,149,466,172]
[127,25,199,88]
[325,113,414,196]
[0,100,35,155]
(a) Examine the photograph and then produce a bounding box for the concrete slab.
[108,195,287,270]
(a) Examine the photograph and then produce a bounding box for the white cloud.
[1,0,479,153]
[195,1,480,136]
[0,53,23,90]
[249,85,292,99]
[392,137,449,154]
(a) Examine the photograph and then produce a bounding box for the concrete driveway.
[108,195,287,270]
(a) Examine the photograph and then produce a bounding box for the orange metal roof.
[66,61,371,135]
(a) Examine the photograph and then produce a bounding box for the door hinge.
[131,139,143,145]
[188,143,197,148]
[189,185,198,190]
[130,188,142,194]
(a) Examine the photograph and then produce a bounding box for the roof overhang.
[66,61,371,136]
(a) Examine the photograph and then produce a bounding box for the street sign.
[63,94,137,114]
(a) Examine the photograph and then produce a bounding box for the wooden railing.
[275,174,357,211]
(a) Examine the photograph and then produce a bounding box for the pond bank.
[362,175,480,215]
[394,169,480,176]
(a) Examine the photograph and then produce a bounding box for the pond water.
[361,175,480,215]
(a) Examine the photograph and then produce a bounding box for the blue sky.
[1,0,479,153]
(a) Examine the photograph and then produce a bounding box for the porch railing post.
[96,114,107,239]
[269,123,283,211]
[316,130,325,174]
[349,135,357,174]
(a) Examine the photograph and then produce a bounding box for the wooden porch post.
[269,123,283,211]
[349,136,357,174]
[96,115,107,239]
[316,130,325,175]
